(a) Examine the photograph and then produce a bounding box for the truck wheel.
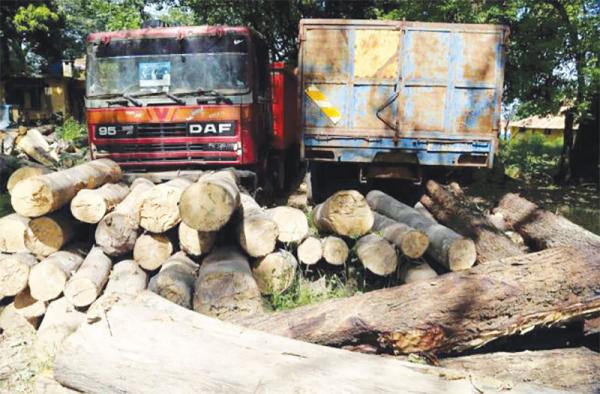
[308,162,357,204]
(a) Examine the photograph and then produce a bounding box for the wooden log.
[355,234,398,276]
[253,249,298,295]
[178,221,216,257]
[14,286,46,327]
[399,262,438,284]
[70,182,129,224]
[321,236,349,266]
[313,190,374,237]
[0,252,37,297]
[193,247,262,320]
[53,291,556,394]
[236,194,278,258]
[6,166,51,194]
[139,178,193,233]
[421,180,524,262]
[148,252,197,309]
[180,170,241,231]
[238,245,600,355]
[297,236,323,265]
[0,213,30,253]
[413,201,437,222]
[11,159,122,217]
[0,130,18,155]
[28,247,85,302]
[104,260,148,296]
[16,127,58,166]
[494,193,600,250]
[24,211,76,257]
[64,246,112,307]
[367,190,476,271]
[267,206,309,243]
[133,233,174,271]
[95,178,154,256]
[0,302,36,334]
[372,212,429,259]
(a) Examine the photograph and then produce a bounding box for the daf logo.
[189,122,234,135]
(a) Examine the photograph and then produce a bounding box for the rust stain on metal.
[406,32,449,80]
[304,29,349,81]
[354,30,400,79]
[459,33,497,82]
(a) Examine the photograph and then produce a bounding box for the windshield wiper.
[130,91,186,105]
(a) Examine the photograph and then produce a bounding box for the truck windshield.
[86,34,249,98]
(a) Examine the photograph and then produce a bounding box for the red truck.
[85,26,299,188]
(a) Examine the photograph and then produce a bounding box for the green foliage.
[267,273,354,311]
[0,193,13,217]
[499,134,563,181]
[14,4,60,33]
[57,117,86,142]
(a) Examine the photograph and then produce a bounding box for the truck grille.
[136,123,187,138]
[106,142,237,153]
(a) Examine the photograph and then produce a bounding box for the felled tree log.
[253,249,298,295]
[400,262,438,284]
[355,234,398,276]
[139,178,193,233]
[28,247,85,302]
[104,260,148,296]
[494,193,600,250]
[16,128,58,166]
[238,245,600,355]
[14,286,46,327]
[178,221,216,257]
[70,182,129,224]
[180,170,240,231]
[6,166,51,194]
[193,247,262,320]
[53,292,555,394]
[11,159,122,217]
[313,190,374,237]
[267,206,309,243]
[421,181,524,262]
[133,233,173,271]
[236,194,278,258]
[372,212,429,259]
[0,213,30,253]
[24,211,77,257]
[64,246,112,307]
[0,252,37,297]
[297,236,323,265]
[367,190,476,271]
[95,178,154,256]
[321,236,349,266]
[148,252,198,309]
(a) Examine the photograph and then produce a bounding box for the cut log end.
[268,206,309,244]
[0,253,37,297]
[448,238,477,271]
[356,234,397,276]
[178,222,216,257]
[134,233,173,271]
[400,230,429,259]
[7,166,51,194]
[297,236,323,265]
[313,190,374,237]
[25,214,75,257]
[11,178,52,217]
[95,213,138,257]
[28,262,68,302]
[70,194,108,224]
[321,236,349,266]
[253,250,298,295]
[64,278,99,307]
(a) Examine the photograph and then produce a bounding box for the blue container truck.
[298,19,508,199]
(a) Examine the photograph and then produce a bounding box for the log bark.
[28,247,85,302]
[178,221,216,257]
[64,246,112,307]
[236,194,278,258]
[372,212,429,259]
[11,159,122,217]
[0,252,37,297]
[399,262,438,284]
[193,247,262,320]
[267,206,309,243]
[355,234,398,276]
[413,201,437,222]
[421,181,524,262]
[6,166,51,194]
[14,286,46,327]
[313,190,374,237]
[70,182,129,224]
[139,178,193,233]
[148,252,198,309]
[0,213,30,253]
[253,249,298,295]
[104,260,148,296]
[296,236,323,265]
[95,178,154,256]
[53,291,556,394]
[494,193,600,250]
[179,170,240,231]
[133,233,174,271]
[16,128,58,166]
[24,211,77,257]
[367,190,476,271]
[237,245,600,355]
[321,236,349,266]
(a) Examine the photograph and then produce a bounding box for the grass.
[56,117,87,142]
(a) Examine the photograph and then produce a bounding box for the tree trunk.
[321,236,349,266]
[355,234,398,276]
[178,221,216,257]
[70,182,129,224]
[313,190,374,237]
[11,159,122,217]
[53,291,556,394]
[297,236,323,265]
[179,170,240,231]
[237,245,600,355]
[493,193,600,250]
[413,201,437,222]
[267,206,309,243]
[24,211,77,257]
[148,252,198,309]
[16,128,58,166]
[64,246,112,307]
[7,166,51,194]
[133,233,174,271]
[236,193,279,257]
[104,260,148,296]
[95,178,154,256]
[253,249,298,295]
[570,93,599,180]
[139,178,193,233]
[372,212,429,259]
[420,181,524,263]
[367,190,476,271]
[28,247,85,302]
[0,252,37,297]
[556,109,575,182]
[193,247,262,320]
[13,286,46,327]
[0,213,30,253]
[399,262,438,284]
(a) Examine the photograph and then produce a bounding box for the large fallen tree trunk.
[237,245,600,355]
[493,193,600,250]
[53,291,555,394]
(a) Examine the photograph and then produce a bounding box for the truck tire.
[308,162,358,204]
